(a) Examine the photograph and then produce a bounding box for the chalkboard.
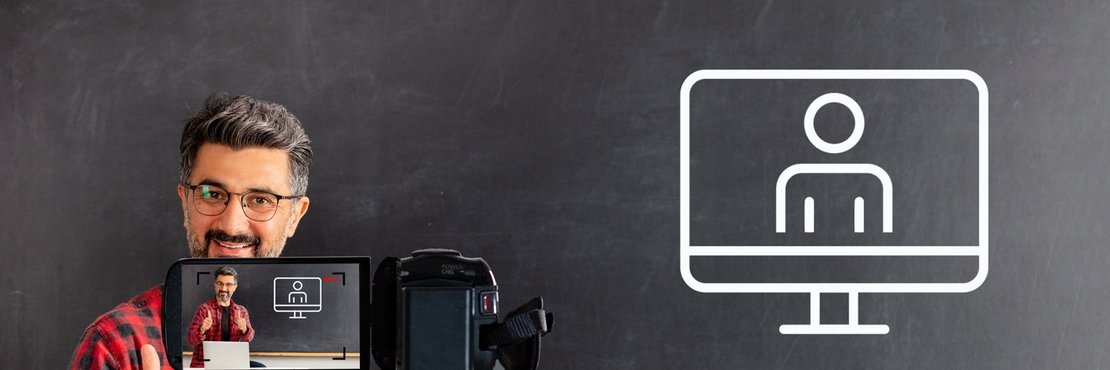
[6,0,1110,369]
[179,263,362,354]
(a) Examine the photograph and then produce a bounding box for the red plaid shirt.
[69,285,171,370]
[187,297,255,368]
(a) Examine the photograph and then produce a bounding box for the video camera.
[372,249,553,370]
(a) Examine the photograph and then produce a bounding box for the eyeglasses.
[184,183,302,222]
[214,281,238,288]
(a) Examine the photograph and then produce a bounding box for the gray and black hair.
[215,266,238,282]
[179,93,313,195]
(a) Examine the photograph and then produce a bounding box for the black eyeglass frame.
[182,182,303,222]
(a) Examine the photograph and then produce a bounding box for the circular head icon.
[804,92,865,154]
[293,280,303,291]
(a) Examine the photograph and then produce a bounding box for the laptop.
[202,341,250,369]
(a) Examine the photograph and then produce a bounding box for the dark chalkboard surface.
[6,0,1110,369]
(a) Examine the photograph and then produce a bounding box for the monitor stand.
[289,311,307,319]
[779,292,889,335]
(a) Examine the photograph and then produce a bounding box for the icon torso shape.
[774,92,893,234]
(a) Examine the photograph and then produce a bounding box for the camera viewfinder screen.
[179,263,361,369]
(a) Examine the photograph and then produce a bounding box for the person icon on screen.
[288,280,308,303]
[774,92,893,234]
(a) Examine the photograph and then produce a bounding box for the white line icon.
[679,69,989,335]
[273,277,322,319]
[777,93,892,235]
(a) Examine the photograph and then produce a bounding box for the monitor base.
[779,324,890,335]
[778,292,889,335]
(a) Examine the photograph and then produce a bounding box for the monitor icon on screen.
[679,69,989,335]
[273,277,322,319]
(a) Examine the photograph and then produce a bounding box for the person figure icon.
[775,92,892,234]
[273,277,322,319]
[288,280,308,304]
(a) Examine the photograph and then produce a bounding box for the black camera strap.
[484,308,551,346]
[481,297,554,370]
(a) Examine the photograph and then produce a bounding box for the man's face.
[214,274,238,303]
[178,143,310,258]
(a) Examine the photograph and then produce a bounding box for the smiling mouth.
[210,239,258,257]
[216,239,254,249]
[205,230,261,257]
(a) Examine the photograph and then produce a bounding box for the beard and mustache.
[185,212,289,258]
[217,290,232,303]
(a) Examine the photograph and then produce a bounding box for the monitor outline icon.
[678,69,989,334]
[273,277,323,319]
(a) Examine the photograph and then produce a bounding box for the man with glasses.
[70,93,312,369]
[187,266,256,368]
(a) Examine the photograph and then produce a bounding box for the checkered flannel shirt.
[69,285,171,369]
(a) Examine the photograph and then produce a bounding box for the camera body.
[372,249,500,370]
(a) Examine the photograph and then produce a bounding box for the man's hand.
[235,310,248,334]
[200,311,213,333]
[141,343,160,370]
